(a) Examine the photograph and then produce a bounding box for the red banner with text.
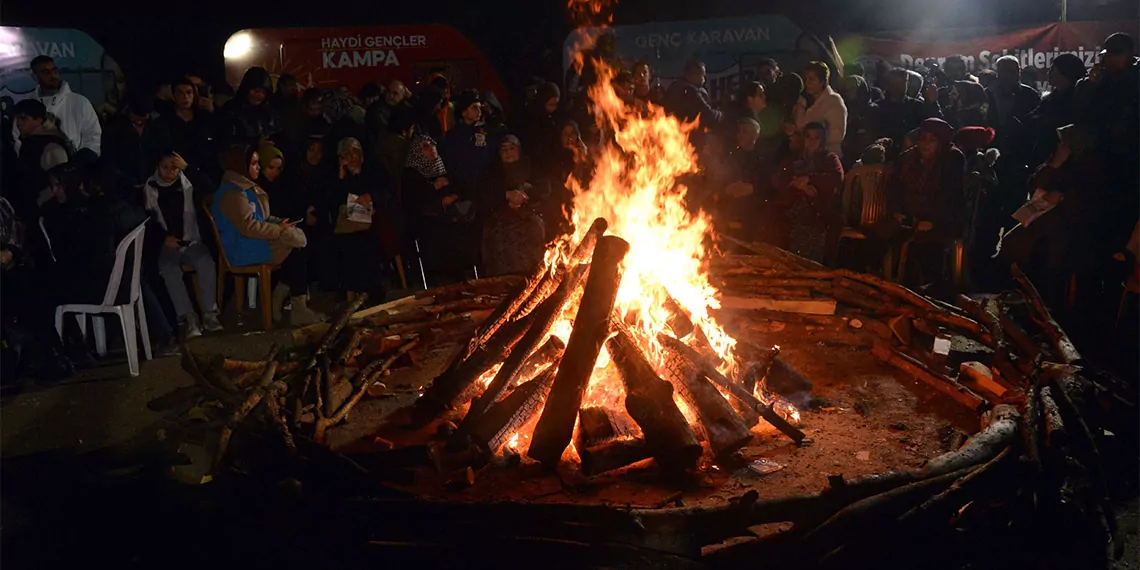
[842,20,1138,91]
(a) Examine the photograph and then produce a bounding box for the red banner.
[843,20,1138,91]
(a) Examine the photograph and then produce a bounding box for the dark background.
[3,0,1137,96]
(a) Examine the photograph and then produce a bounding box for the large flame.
[544,63,736,388]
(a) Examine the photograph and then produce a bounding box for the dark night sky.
[4,0,1137,93]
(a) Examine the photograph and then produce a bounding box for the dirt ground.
[2,300,1137,567]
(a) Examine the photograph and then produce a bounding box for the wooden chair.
[201,196,278,330]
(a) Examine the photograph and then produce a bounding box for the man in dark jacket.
[217,67,280,147]
[986,56,1041,149]
[165,76,218,188]
[101,93,173,199]
[664,59,724,128]
[441,90,496,195]
[871,69,942,156]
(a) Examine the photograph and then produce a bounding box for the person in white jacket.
[11,56,102,161]
[793,61,848,158]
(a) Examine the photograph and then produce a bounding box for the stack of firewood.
[172,275,522,474]
[706,235,1135,567]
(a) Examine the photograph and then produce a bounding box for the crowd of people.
[1,29,1137,383]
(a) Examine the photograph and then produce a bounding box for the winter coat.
[887,145,966,240]
[144,171,202,244]
[10,82,101,158]
[664,79,724,128]
[15,124,70,216]
[793,86,848,158]
[871,97,942,156]
[440,120,496,192]
[101,113,174,193]
[213,171,281,267]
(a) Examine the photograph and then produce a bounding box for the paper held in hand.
[1011,189,1058,228]
[347,193,374,224]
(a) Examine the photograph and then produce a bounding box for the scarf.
[406,134,447,178]
[144,169,199,243]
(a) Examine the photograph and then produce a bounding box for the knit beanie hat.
[453,89,481,115]
[258,143,283,170]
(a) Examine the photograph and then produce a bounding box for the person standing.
[871,69,942,157]
[441,90,495,196]
[11,56,101,164]
[793,62,848,159]
[166,76,218,189]
[217,67,280,147]
[12,99,70,216]
[773,122,845,264]
[664,59,724,129]
[101,93,173,197]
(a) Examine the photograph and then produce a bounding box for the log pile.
[166,276,522,474]
[155,235,1131,569]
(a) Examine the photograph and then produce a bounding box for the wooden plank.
[719,296,837,315]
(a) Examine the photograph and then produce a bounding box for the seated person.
[479,135,549,277]
[324,137,387,301]
[212,144,323,325]
[712,118,772,243]
[871,118,966,286]
[402,133,478,285]
[144,151,222,339]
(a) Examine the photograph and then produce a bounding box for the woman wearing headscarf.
[772,122,844,263]
[1000,124,1112,306]
[402,133,477,284]
[217,67,280,148]
[213,144,323,325]
[479,135,549,277]
[873,118,966,285]
[321,137,388,300]
[1029,53,1086,166]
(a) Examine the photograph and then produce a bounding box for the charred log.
[529,236,630,467]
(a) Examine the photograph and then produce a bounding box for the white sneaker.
[180,314,203,341]
[202,311,224,333]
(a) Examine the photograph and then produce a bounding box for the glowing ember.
[507,432,520,450]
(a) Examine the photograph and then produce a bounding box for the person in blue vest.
[213,144,324,326]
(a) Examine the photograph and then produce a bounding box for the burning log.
[659,344,753,459]
[662,294,695,338]
[657,334,806,445]
[580,438,652,476]
[607,326,702,472]
[469,366,558,454]
[578,406,640,446]
[412,314,535,425]
[716,233,827,271]
[514,218,609,322]
[511,335,566,389]
[1012,264,1082,365]
[529,236,630,467]
[870,343,986,411]
[462,263,590,432]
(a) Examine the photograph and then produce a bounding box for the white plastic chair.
[54,219,153,377]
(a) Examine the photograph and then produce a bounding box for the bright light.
[224,33,253,59]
